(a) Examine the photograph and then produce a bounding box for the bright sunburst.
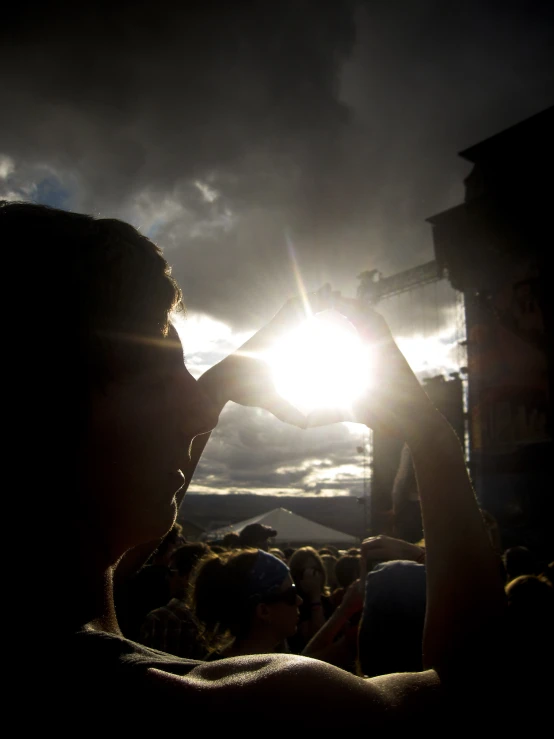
[267,312,371,413]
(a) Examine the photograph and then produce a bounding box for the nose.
[296,594,303,606]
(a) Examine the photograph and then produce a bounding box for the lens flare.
[267,312,371,414]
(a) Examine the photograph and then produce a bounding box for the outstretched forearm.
[406,411,506,678]
[303,607,350,657]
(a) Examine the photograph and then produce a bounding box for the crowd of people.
[116,520,554,679]
[5,199,551,730]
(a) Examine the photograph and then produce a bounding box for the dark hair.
[1,200,181,353]
[156,523,185,559]
[505,575,554,672]
[1,200,181,478]
[222,532,240,549]
[3,201,185,632]
[288,547,327,590]
[335,554,361,589]
[503,547,540,582]
[190,549,263,648]
[171,543,210,577]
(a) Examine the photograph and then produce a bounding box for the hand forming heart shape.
[200,284,437,440]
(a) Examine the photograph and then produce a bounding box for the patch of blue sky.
[32,176,72,210]
[145,218,164,239]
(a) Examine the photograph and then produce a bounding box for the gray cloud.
[190,402,367,496]
[1,1,551,497]
[2,1,552,328]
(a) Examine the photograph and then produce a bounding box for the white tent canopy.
[206,507,358,547]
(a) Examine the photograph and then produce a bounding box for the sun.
[267,312,371,414]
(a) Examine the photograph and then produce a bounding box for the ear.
[255,602,272,623]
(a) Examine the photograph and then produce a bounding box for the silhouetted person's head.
[153,523,186,566]
[239,523,277,551]
[1,201,218,626]
[169,542,210,599]
[320,554,338,591]
[335,554,361,589]
[222,532,240,549]
[191,549,302,654]
[505,574,554,672]
[503,546,540,582]
[358,561,427,677]
[288,547,327,594]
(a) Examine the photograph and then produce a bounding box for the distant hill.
[178,493,367,539]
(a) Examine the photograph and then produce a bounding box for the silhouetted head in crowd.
[320,554,338,591]
[169,542,210,599]
[335,554,361,589]
[505,574,554,672]
[358,561,427,677]
[209,545,226,554]
[222,532,240,549]
[191,549,302,656]
[288,546,327,595]
[503,546,540,582]
[239,523,277,551]
[153,523,186,566]
[2,201,218,629]
[506,574,554,624]
[283,547,296,561]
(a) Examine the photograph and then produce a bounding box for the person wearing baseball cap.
[239,523,277,551]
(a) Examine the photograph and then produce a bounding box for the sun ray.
[286,230,313,320]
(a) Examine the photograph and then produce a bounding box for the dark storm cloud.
[2,1,552,328]
[1,0,359,324]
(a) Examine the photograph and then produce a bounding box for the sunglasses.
[264,585,298,606]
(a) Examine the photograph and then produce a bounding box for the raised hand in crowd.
[303,579,363,671]
[361,535,425,565]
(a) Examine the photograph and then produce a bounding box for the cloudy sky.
[1,1,552,497]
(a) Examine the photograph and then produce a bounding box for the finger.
[306,408,356,427]
[309,283,334,314]
[261,394,308,429]
[331,298,391,341]
[363,549,388,561]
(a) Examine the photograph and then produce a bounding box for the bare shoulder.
[145,654,443,728]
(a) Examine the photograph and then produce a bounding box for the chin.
[133,501,177,549]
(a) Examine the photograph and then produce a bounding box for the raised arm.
[310,300,506,684]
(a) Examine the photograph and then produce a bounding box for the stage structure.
[356,261,467,541]
[358,108,553,556]
[427,106,553,556]
[358,108,553,553]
